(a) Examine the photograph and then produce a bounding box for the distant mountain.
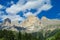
[0,18,26,31]
[0,16,60,33]
[0,15,43,32]
[4,18,11,24]
[41,16,60,26]
[41,16,60,31]
[2,18,11,27]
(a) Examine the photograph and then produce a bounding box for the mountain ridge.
[0,15,60,33]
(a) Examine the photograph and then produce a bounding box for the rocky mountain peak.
[20,15,43,32]
[2,18,11,26]
[20,15,41,26]
[41,16,48,21]
[4,18,11,24]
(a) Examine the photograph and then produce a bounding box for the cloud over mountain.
[0,0,52,22]
[1,15,24,21]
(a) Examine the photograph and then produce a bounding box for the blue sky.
[0,0,60,22]
[37,0,60,19]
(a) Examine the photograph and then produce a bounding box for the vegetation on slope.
[0,28,60,40]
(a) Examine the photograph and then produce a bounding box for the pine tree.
[17,31,22,40]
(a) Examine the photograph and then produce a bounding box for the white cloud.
[23,12,34,17]
[41,4,52,11]
[0,5,3,9]
[10,1,14,5]
[1,15,24,21]
[4,0,53,22]
[17,0,26,5]
[6,0,52,15]
[0,4,6,10]
[6,4,21,15]
[0,11,4,15]
[34,4,52,16]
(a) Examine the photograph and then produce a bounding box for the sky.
[0,0,60,22]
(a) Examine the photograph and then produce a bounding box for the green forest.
[0,29,60,40]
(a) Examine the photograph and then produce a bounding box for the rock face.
[3,18,11,26]
[41,16,60,26]
[1,18,25,31]
[2,18,20,27]
[20,15,43,32]
[0,16,60,32]
[4,18,11,24]
[41,16,60,31]
[0,15,43,32]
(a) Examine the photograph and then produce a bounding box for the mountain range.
[0,15,60,33]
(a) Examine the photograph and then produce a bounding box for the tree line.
[0,29,60,40]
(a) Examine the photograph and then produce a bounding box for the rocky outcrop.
[2,18,11,26]
[20,15,43,32]
[41,16,60,31]
[41,16,60,26]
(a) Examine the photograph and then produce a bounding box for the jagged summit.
[20,15,41,27]
[0,15,43,32]
[1,18,11,27]
[20,15,43,32]
[4,18,11,24]
[41,16,48,20]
